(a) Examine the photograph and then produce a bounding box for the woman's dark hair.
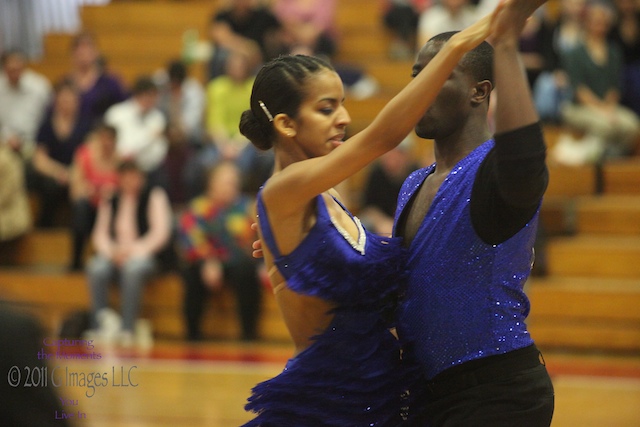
[93,120,117,139]
[53,77,79,95]
[239,54,334,151]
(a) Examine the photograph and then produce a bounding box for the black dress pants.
[182,255,261,341]
[409,345,555,427]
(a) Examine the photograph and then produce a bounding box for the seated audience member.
[65,31,127,126]
[271,0,338,57]
[533,0,585,123]
[30,79,92,227]
[359,141,420,236]
[86,160,172,347]
[559,0,640,163]
[207,0,287,79]
[155,60,206,205]
[68,123,120,271]
[0,49,51,159]
[417,0,478,47]
[104,76,169,190]
[0,143,31,246]
[381,0,429,60]
[610,0,640,117]
[202,50,272,195]
[177,161,262,342]
[518,7,545,88]
[474,0,501,16]
[156,60,205,147]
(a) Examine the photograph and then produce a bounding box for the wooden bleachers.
[526,276,640,351]
[30,0,220,86]
[0,261,289,342]
[528,159,640,352]
[7,0,640,353]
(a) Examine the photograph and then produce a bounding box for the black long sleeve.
[470,122,548,245]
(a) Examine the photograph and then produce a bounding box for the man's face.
[4,54,26,87]
[136,91,159,113]
[412,42,478,141]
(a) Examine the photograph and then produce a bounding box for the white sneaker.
[96,308,122,346]
[135,319,154,350]
[118,330,135,349]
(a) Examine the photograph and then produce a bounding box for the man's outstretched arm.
[492,0,546,133]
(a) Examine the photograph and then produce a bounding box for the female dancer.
[239,6,504,426]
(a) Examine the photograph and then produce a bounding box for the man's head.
[70,31,100,69]
[131,76,159,113]
[1,50,27,87]
[412,32,494,140]
[167,60,187,90]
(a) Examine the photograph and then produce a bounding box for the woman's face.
[584,4,614,37]
[561,0,586,19]
[119,169,145,195]
[73,38,100,68]
[55,86,80,116]
[207,162,241,205]
[97,130,116,157]
[289,69,351,159]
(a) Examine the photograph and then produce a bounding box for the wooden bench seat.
[527,276,640,351]
[0,269,289,343]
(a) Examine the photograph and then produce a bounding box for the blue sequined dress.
[242,192,411,427]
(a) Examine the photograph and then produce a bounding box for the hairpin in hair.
[258,100,274,122]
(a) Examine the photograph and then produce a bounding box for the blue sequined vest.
[394,140,538,380]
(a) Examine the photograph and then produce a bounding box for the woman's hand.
[251,222,264,259]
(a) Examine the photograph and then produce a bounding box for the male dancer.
[394,1,554,425]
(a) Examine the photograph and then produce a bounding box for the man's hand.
[490,0,547,44]
[201,258,224,290]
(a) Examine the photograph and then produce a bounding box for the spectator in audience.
[533,0,586,123]
[381,0,430,60]
[0,142,31,245]
[86,159,172,347]
[177,160,262,342]
[610,0,640,117]
[517,7,546,88]
[417,0,478,47]
[203,50,272,195]
[30,79,92,228]
[207,0,287,79]
[68,122,120,271]
[559,0,640,163]
[104,76,169,191]
[358,140,420,236]
[0,49,51,159]
[65,31,127,126]
[271,0,338,58]
[155,59,206,205]
[474,0,501,17]
[269,0,381,100]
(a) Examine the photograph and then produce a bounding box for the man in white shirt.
[104,76,168,189]
[0,50,51,158]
